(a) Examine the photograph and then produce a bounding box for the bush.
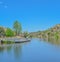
[5,28,14,37]
[23,32,29,38]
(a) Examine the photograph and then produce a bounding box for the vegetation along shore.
[0,20,31,44]
[29,24,60,44]
[0,20,60,44]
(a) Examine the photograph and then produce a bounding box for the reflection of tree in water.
[48,38,60,45]
[0,45,12,53]
[0,44,22,60]
[40,38,60,45]
[0,46,5,53]
[13,44,22,59]
[6,45,12,53]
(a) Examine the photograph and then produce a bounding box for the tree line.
[0,20,22,37]
[0,20,31,38]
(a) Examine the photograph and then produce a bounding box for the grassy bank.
[1,41,15,44]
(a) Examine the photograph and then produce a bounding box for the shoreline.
[0,37,31,44]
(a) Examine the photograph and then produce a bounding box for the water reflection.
[40,37,60,45]
[0,46,5,53]
[0,44,22,59]
[13,44,22,59]
[0,39,60,62]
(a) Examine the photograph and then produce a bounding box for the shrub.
[5,28,14,37]
[23,32,29,38]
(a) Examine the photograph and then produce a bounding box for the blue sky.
[0,0,60,32]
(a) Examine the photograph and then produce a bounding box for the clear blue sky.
[0,0,60,32]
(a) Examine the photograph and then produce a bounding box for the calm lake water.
[0,39,60,62]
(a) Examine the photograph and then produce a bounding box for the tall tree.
[13,20,22,35]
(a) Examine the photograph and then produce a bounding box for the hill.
[30,24,60,39]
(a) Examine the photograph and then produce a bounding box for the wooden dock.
[0,38,31,44]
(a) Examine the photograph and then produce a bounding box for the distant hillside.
[30,24,60,39]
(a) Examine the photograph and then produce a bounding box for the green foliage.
[29,35,33,38]
[54,32,59,40]
[23,32,29,38]
[0,27,5,37]
[13,20,22,35]
[5,28,14,37]
[1,41,14,44]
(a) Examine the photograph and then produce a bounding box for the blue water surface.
[0,39,60,62]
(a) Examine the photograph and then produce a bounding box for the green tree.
[13,21,22,36]
[6,28,14,37]
[0,27,5,37]
[23,32,29,38]
[54,32,59,40]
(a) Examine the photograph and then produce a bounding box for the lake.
[0,38,60,62]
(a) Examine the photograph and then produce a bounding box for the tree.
[23,32,29,38]
[5,28,14,37]
[0,27,5,37]
[13,21,22,36]
[54,32,59,40]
